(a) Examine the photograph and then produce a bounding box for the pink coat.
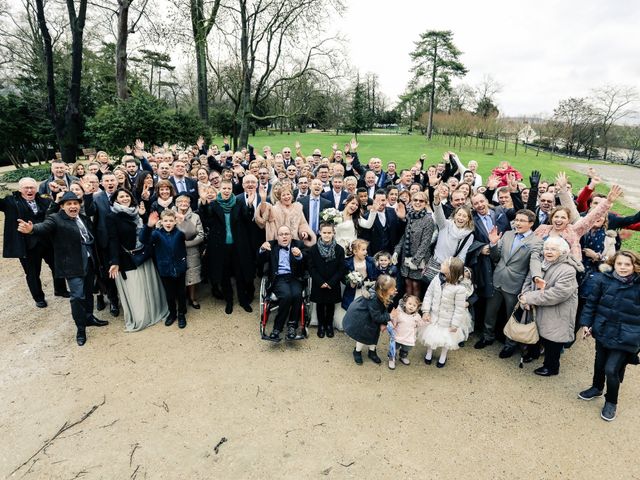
[392,310,424,346]
[534,196,611,261]
[256,201,316,247]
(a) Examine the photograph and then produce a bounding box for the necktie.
[311,198,319,233]
[510,233,524,254]
[179,180,185,193]
[27,200,38,214]
[76,218,92,244]
[483,215,493,232]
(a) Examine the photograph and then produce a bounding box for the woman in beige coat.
[519,237,580,376]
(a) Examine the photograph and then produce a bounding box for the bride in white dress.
[335,194,377,254]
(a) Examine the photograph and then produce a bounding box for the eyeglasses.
[312,154,321,157]
[283,151,291,154]
[413,199,427,203]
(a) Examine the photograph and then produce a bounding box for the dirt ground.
[1,225,639,480]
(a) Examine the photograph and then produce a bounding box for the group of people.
[2,136,639,423]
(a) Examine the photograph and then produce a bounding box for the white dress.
[417,280,469,350]
[334,212,378,253]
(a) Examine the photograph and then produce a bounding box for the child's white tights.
[425,347,448,363]
[355,342,376,352]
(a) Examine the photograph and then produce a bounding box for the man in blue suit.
[169,155,199,210]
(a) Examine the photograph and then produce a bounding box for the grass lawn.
[237,130,640,251]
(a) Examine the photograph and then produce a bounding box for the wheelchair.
[259,271,312,342]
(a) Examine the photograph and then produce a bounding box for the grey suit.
[482,230,543,343]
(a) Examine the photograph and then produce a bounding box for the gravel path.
[571,163,640,210]
[0,218,639,478]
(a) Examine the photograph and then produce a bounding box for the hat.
[58,191,82,205]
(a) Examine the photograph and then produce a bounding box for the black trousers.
[316,302,335,328]
[592,340,629,405]
[19,243,67,302]
[541,337,565,373]
[161,273,187,318]
[271,275,303,331]
[95,246,118,305]
[67,258,95,331]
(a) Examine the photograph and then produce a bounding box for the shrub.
[1,164,52,182]
[85,92,208,154]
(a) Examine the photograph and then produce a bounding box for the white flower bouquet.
[346,271,364,288]
[320,207,343,225]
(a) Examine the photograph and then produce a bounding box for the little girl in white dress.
[418,257,471,368]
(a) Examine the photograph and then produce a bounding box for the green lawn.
[238,131,639,251]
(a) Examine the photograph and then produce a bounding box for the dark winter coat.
[0,191,52,258]
[140,226,187,278]
[580,266,640,353]
[343,292,391,345]
[30,211,95,278]
[199,200,254,283]
[308,243,346,304]
[259,239,306,283]
[106,211,142,272]
[342,256,378,310]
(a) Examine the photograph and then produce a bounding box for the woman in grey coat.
[394,191,436,297]
[174,195,205,309]
[519,237,581,376]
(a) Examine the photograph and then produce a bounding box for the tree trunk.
[426,40,438,140]
[237,0,251,148]
[34,0,87,164]
[115,0,131,100]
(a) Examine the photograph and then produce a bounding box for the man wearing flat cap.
[18,192,108,346]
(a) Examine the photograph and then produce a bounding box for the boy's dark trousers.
[161,273,186,318]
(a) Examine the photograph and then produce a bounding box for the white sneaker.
[400,357,410,365]
[388,359,396,370]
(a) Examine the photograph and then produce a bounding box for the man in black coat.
[321,175,349,210]
[91,172,120,316]
[1,177,68,307]
[37,160,78,197]
[362,190,403,256]
[18,192,108,346]
[259,226,306,341]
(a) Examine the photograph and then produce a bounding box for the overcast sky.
[334,0,640,117]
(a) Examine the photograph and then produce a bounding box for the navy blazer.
[342,256,377,310]
[321,189,349,211]
[169,176,199,211]
[297,195,333,227]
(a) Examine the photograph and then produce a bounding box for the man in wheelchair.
[259,226,306,341]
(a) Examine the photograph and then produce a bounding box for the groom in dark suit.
[298,179,332,234]
[475,209,543,356]
[362,190,403,256]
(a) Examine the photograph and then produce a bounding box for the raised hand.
[396,201,406,220]
[258,184,267,202]
[529,170,541,189]
[246,191,255,205]
[291,246,302,257]
[148,211,159,228]
[135,138,145,152]
[196,136,205,148]
[606,184,623,203]
[175,212,185,224]
[488,226,501,245]
[138,203,146,216]
[124,145,132,154]
[261,241,271,251]
[350,138,358,151]
[332,143,338,151]
[486,175,500,190]
[590,174,602,188]
[295,141,301,150]
[555,172,568,192]
[586,167,596,178]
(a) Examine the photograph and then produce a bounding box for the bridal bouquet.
[345,271,364,288]
[320,208,343,225]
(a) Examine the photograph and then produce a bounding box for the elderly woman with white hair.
[518,236,582,376]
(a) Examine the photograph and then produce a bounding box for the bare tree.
[590,85,639,160]
[209,0,344,148]
[33,0,88,162]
